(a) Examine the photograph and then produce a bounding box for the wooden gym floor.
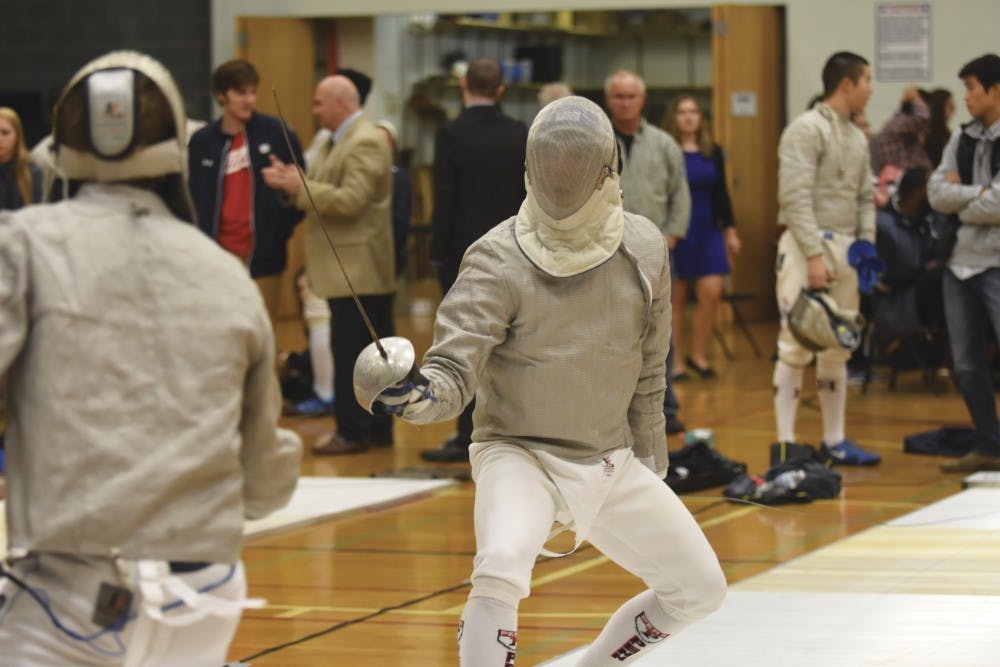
[214,277,996,666]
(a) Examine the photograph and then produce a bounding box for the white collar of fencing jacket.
[513,172,625,278]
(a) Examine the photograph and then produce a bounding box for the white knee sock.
[575,590,683,666]
[773,361,804,443]
[459,596,518,667]
[816,357,847,445]
[309,325,334,402]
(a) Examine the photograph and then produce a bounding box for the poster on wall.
[874,3,931,81]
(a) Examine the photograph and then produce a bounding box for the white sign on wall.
[875,3,931,81]
[731,91,757,117]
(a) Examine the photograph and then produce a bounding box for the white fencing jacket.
[407,211,671,476]
[0,184,300,563]
[778,102,876,258]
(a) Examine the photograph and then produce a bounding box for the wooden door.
[237,17,317,320]
[711,5,784,321]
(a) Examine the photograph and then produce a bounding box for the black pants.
[329,293,395,443]
[438,266,474,445]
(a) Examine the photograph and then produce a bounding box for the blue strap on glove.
[371,367,434,416]
[847,240,885,295]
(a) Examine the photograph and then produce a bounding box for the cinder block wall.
[0,0,212,145]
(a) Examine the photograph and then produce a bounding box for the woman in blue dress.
[663,96,741,380]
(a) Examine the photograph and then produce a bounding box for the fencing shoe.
[823,439,881,466]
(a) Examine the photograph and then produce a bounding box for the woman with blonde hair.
[0,107,43,210]
[662,95,741,380]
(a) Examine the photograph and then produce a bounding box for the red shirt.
[217,131,253,258]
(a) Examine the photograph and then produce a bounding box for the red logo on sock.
[611,635,646,660]
[634,612,669,643]
[496,628,517,651]
[610,613,670,661]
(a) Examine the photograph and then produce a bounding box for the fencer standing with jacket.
[773,51,881,465]
[0,51,301,666]
[358,97,726,666]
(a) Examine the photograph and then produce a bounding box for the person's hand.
[372,366,432,417]
[806,254,835,289]
[847,240,884,295]
[944,171,961,184]
[724,227,741,256]
[873,188,890,208]
[666,234,678,251]
[261,154,301,195]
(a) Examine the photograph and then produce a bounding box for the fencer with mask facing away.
[0,51,301,666]
[355,96,726,666]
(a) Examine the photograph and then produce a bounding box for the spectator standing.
[304,68,373,167]
[873,87,934,174]
[537,82,573,108]
[375,119,414,277]
[421,58,528,463]
[282,269,336,417]
[927,53,1000,473]
[188,59,305,323]
[663,95,741,380]
[0,107,43,210]
[263,75,396,455]
[926,88,956,168]
[605,69,691,435]
[871,87,933,207]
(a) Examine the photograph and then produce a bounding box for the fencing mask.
[52,50,193,220]
[514,96,624,277]
[787,289,865,352]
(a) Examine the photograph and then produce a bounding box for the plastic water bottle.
[771,469,806,490]
[684,429,714,446]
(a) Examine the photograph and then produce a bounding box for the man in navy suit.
[423,58,528,463]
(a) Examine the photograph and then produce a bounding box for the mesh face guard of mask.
[788,289,865,352]
[525,96,617,220]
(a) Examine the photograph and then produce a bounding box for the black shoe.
[665,414,686,435]
[686,356,717,379]
[313,432,369,456]
[420,435,471,463]
[940,451,1000,473]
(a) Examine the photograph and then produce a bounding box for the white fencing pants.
[0,553,246,667]
[467,443,726,623]
[775,229,859,368]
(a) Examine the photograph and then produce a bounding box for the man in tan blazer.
[264,74,395,454]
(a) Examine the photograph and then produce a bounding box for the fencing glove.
[847,239,885,295]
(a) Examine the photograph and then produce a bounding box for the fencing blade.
[271,87,387,359]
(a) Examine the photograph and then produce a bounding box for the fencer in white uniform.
[0,51,301,666]
[360,96,726,666]
[773,51,879,465]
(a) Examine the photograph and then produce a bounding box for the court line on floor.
[440,505,760,616]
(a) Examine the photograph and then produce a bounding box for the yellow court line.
[258,506,760,620]
[698,505,758,528]
[839,500,924,508]
[266,604,615,620]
